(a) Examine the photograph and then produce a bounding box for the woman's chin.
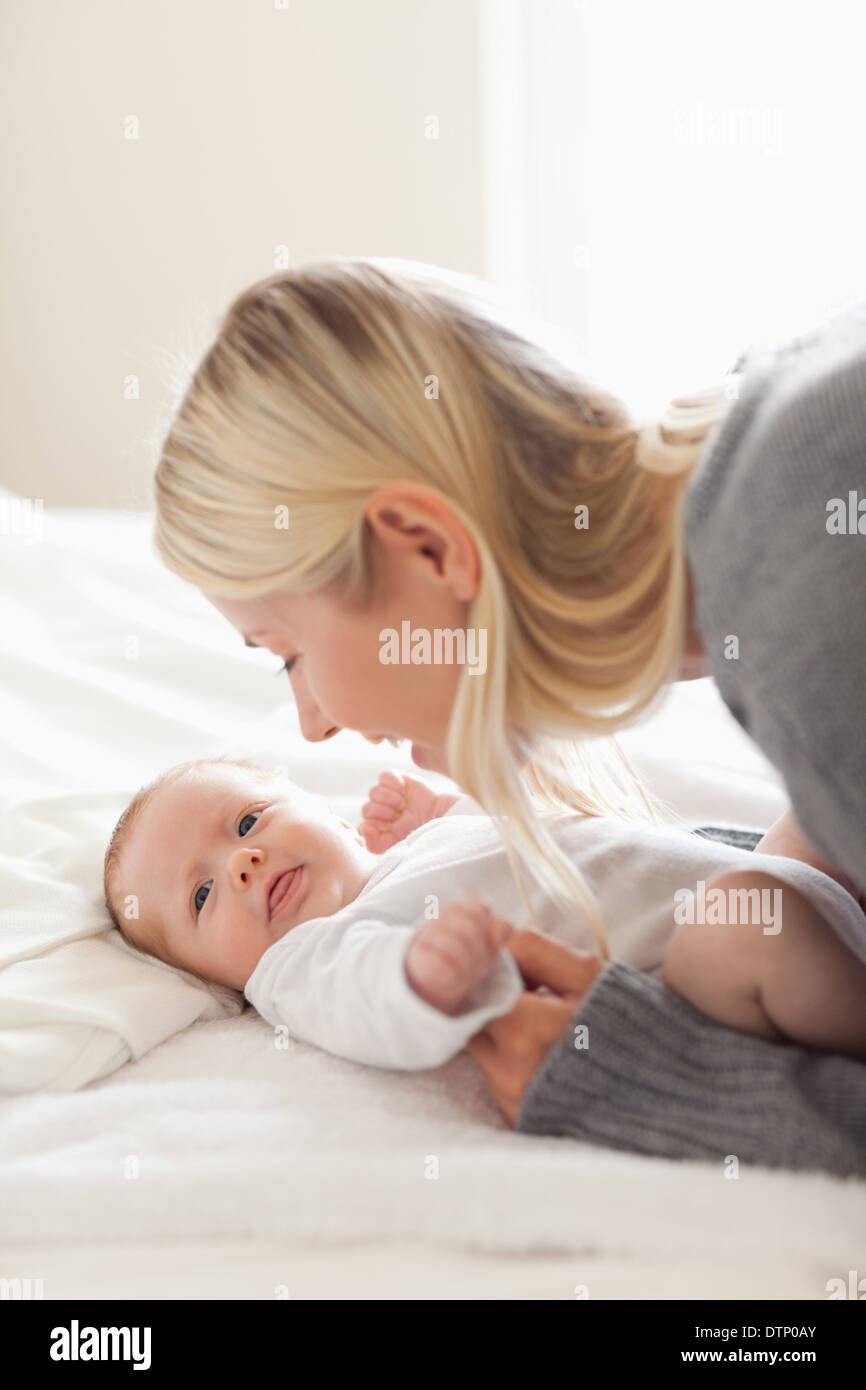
[411,742,448,775]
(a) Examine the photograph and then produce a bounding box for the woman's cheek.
[318,653,394,720]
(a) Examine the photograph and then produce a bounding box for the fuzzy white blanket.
[3,1004,863,1286]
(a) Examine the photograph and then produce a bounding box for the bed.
[1,492,862,1300]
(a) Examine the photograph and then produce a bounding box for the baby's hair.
[103,755,279,968]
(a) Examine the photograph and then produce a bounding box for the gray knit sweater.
[517,304,866,1177]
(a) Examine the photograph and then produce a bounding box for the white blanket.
[1,1005,863,1283]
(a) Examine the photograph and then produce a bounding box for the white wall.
[536,0,866,416]
[1,0,485,506]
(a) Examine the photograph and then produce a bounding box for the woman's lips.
[268,867,303,921]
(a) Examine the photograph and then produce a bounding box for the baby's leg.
[663,870,866,1056]
[755,806,866,908]
[757,878,866,1054]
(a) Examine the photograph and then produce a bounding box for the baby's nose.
[229,844,266,886]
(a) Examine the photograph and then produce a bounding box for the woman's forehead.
[204,589,295,634]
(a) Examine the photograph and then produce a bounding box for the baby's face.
[116,764,377,990]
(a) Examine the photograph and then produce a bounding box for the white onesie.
[244,796,866,1070]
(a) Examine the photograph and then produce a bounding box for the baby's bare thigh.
[663,871,793,1039]
[667,868,866,1050]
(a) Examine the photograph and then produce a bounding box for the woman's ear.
[364,483,480,603]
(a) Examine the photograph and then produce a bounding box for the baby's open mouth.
[268,867,302,920]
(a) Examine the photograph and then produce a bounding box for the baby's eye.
[192,811,264,917]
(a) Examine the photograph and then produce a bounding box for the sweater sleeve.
[516,960,866,1177]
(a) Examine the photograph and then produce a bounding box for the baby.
[103,756,866,1071]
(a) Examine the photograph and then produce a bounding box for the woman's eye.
[238,811,261,836]
[194,882,212,914]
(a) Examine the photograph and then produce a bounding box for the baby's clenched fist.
[359,771,458,854]
[405,897,514,1016]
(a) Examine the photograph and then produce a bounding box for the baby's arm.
[662,868,866,1056]
[245,902,522,1071]
[359,771,462,853]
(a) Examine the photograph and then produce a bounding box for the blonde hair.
[104,756,278,970]
[153,257,736,958]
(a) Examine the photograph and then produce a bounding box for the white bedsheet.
[7,497,860,1297]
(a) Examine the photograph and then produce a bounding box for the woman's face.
[205,487,483,776]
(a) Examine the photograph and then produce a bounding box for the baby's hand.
[405,897,514,1016]
[359,770,459,853]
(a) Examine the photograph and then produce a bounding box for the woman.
[153,256,866,1176]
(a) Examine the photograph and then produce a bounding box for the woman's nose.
[297,708,341,742]
[290,671,341,742]
[229,844,267,888]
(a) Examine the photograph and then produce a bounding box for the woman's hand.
[466,930,605,1126]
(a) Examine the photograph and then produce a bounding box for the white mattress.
[2,499,862,1300]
